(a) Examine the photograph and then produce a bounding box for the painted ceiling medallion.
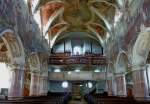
[63,0,92,28]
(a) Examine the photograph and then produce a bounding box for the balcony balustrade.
[48,71,113,81]
[49,53,107,65]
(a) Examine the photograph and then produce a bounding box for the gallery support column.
[107,79,113,96]
[29,72,40,96]
[115,74,127,96]
[132,65,149,98]
[39,75,48,96]
[8,64,25,99]
[106,73,114,96]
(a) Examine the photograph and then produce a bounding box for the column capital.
[131,64,146,71]
[106,72,113,80]
[39,76,48,82]
[8,63,25,71]
[114,72,126,77]
[30,70,40,74]
[39,70,48,76]
[39,69,46,73]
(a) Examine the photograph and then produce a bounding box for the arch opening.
[115,51,130,74]
[0,29,25,97]
[131,27,150,97]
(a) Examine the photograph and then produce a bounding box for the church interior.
[0,0,150,104]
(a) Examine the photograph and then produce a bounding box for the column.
[106,72,114,96]
[39,76,48,96]
[8,64,25,99]
[29,72,40,96]
[132,66,148,98]
[115,74,126,96]
[111,75,117,96]
[107,79,113,96]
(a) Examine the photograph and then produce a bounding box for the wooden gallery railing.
[49,53,107,65]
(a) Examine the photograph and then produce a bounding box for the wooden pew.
[85,93,150,104]
[0,92,71,104]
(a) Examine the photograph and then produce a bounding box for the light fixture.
[68,71,71,75]
[80,85,83,87]
[94,69,100,73]
[62,81,69,88]
[54,69,61,73]
[88,82,93,88]
[75,69,80,72]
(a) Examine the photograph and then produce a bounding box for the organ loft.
[0,0,150,104]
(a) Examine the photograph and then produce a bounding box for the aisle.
[68,99,87,104]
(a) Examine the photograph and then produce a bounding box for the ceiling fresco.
[36,0,121,47]
[41,2,64,25]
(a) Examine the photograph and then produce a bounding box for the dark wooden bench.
[0,92,71,104]
[85,93,150,104]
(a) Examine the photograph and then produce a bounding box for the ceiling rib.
[89,6,112,33]
[44,8,64,36]
[86,25,104,47]
[50,26,68,48]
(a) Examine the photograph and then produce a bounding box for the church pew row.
[0,99,64,104]
[0,100,61,104]
[0,92,71,104]
[85,94,150,104]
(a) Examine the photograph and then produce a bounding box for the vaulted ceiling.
[35,0,124,48]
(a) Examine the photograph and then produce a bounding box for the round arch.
[132,27,150,68]
[28,53,41,72]
[131,27,150,98]
[27,52,49,96]
[27,52,49,73]
[0,28,25,65]
[0,28,26,98]
[107,62,115,73]
[115,51,130,74]
[51,31,102,49]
